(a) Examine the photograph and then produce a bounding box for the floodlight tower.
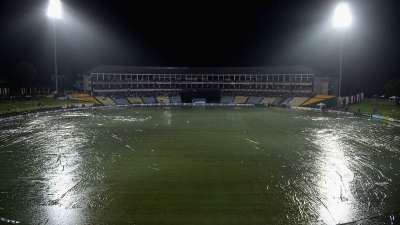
[332,2,352,98]
[47,0,62,95]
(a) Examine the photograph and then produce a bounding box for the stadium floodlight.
[47,0,63,95]
[47,0,62,19]
[332,2,352,98]
[332,2,352,29]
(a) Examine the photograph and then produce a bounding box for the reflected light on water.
[163,110,172,125]
[35,115,88,224]
[314,129,355,225]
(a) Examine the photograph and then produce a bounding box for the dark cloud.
[0,0,399,94]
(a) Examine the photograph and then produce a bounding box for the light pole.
[47,0,62,95]
[332,2,352,98]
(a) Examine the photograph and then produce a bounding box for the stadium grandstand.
[79,65,337,106]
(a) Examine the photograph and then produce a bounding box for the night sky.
[0,0,399,95]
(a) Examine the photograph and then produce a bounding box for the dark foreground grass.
[348,98,400,119]
[0,97,83,115]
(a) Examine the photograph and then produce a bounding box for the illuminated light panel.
[47,0,62,19]
[332,2,352,28]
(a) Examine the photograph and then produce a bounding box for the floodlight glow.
[47,0,62,19]
[332,2,352,28]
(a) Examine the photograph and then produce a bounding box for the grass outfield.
[348,98,400,119]
[0,107,399,224]
[0,97,84,114]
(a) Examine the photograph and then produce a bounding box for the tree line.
[384,79,400,97]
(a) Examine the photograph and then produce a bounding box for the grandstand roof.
[88,65,318,75]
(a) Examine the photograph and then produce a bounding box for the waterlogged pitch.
[0,107,399,225]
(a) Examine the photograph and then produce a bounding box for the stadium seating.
[262,97,275,105]
[142,96,156,104]
[156,96,170,104]
[272,97,285,106]
[169,96,182,104]
[127,97,143,104]
[301,95,337,108]
[95,96,116,106]
[246,96,263,104]
[234,96,248,104]
[221,96,234,104]
[71,94,99,104]
[289,97,309,107]
[280,97,293,107]
[112,96,129,105]
[70,93,99,104]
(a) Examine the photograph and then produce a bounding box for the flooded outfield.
[0,107,399,225]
